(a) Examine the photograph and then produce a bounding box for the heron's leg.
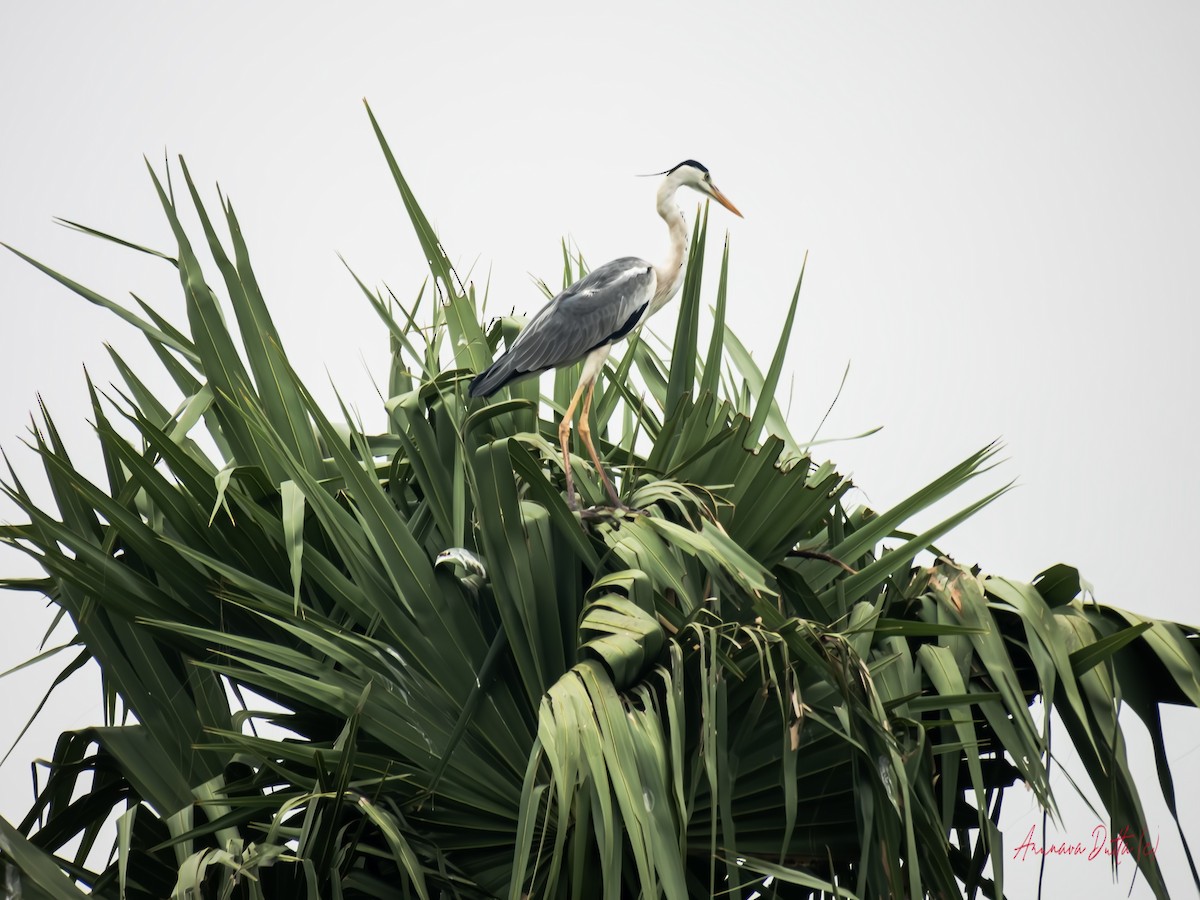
[558,375,590,510]
[577,381,625,509]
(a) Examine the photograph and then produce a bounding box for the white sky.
[1,3,1197,896]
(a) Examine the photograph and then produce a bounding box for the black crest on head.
[637,160,711,178]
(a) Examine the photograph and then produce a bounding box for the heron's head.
[663,160,743,218]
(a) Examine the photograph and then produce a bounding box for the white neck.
[650,176,690,314]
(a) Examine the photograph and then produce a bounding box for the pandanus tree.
[1,106,1198,899]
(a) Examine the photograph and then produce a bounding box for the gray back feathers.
[469,257,656,397]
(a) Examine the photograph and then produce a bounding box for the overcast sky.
[2,3,1198,896]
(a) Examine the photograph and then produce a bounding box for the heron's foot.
[612,499,647,516]
[578,502,646,522]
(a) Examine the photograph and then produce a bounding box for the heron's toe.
[578,502,646,522]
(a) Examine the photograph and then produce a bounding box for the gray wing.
[469,257,656,397]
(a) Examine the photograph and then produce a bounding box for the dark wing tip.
[468,367,495,398]
[470,355,529,398]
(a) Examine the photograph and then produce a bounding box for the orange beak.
[709,185,743,218]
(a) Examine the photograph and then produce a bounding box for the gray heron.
[469,160,742,512]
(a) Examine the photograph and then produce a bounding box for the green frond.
[1,109,1197,900]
